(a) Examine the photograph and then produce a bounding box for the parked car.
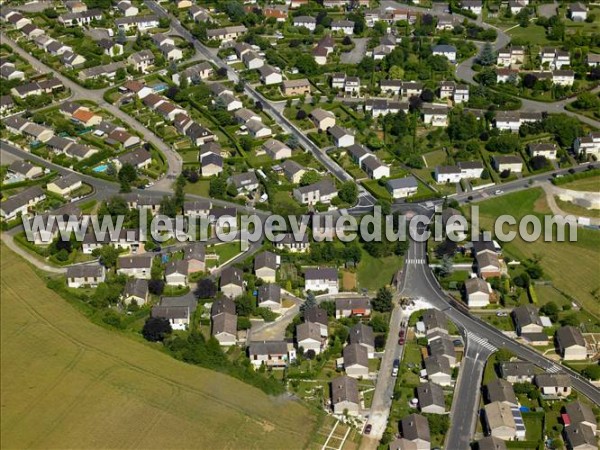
[364,424,372,435]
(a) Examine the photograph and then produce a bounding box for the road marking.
[406,258,426,264]
[466,331,498,353]
[547,364,562,373]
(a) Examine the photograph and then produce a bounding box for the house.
[563,401,597,434]
[151,293,197,330]
[186,122,217,146]
[529,143,558,160]
[555,326,587,361]
[349,323,375,358]
[242,51,264,70]
[484,401,517,441]
[485,379,518,407]
[416,382,446,414]
[165,260,188,287]
[21,23,44,40]
[248,341,294,369]
[459,161,485,178]
[66,264,106,288]
[511,305,544,336]
[189,5,211,22]
[492,155,523,173]
[206,25,248,43]
[496,68,519,84]
[296,321,323,354]
[263,139,291,160]
[107,129,141,149]
[500,361,535,384]
[0,186,46,220]
[22,123,54,143]
[280,160,306,184]
[98,39,124,57]
[462,0,483,15]
[331,20,354,35]
[122,279,149,305]
[254,251,279,283]
[211,311,237,346]
[439,81,455,99]
[387,176,418,199]
[65,1,87,13]
[535,374,571,398]
[540,48,571,69]
[361,155,389,180]
[304,306,328,337]
[305,267,338,294]
[246,119,272,138]
[293,178,337,205]
[72,108,102,127]
[347,144,371,166]
[11,82,42,98]
[423,309,448,335]
[563,423,597,450]
[569,2,588,21]
[343,344,369,378]
[220,266,244,298]
[0,61,25,81]
[332,73,346,90]
[218,93,243,112]
[436,14,454,30]
[200,152,223,177]
[115,148,152,171]
[115,15,160,33]
[432,44,457,63]
[331,376,360,416]
[310,108,336,131]
[464,277,491,308]
[282,79,311,96]
[47,174,82,197]
[365,99,408,117]
[183,243,206,273]
[344,77,360,95]
[0,95,14,114]
[117,1,138,16]
[497,47,525,66]
[117,255,153,279]
[8,160,43,179]
[422,104,449,127]
[435,166,462,183]
[477,437,508,450]
[78,62,126,81]
[476,252,501,279]
[6,12,32,29]
[61,51,87,69]
[263,7,287,22]
[258,65,282,85]
[128,50,155,73]
[228,172,259,194]
[173,61,213,86]
[400,414,431,450]
[586,53,600,67]
[574,132,600,159]
[552,70,575,86]
[235,108,260,125]
[59,9,102,27]
[335,297,371,319]
[293,16,316,31]
[328,125,354,148]
[184,199,211,219]
[454,85,469,103]
[275,232,310,253]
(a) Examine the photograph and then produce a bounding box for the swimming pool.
[93,164,108,173]
[153,83,168,92]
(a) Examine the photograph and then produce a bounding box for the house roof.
[387,176,418,190]
[280,159,305,178]
[165,260,188,276]
[458,160,484,170]
[424,355,451,375]
[117,148,151,166]
[529,143,557,152]
[66,264,104,279]
[220,266,243,288]
[465,277,490,295]
[343,343,368,367]
[429,335,455,359]
[0,186,44,215]
[564,400,596,427]
[556,325,586,349]
[72,108,96,123]
[564,423,596,449]
[258,283,281,304]
[296,178,337,197]
[335,297,370,311]
[248,340,288,356]
[183,242,205,261]
[310,108,335,123]
[255,251,278,271]
[436,165,461,175]
[401,414,430,443]
[229,171,259,189]
[211,297,236,317]
[423,309,448,332]
[212,312,237,336]
[484,401,516,432]
[433,44,456,53]
[305,267,337,281]
[49,173,81,190]
[282,78,310,89]
[485,378,518,405]
[493,155,523,165]
[124,278,148,299]
[304,306,328,327]
[349,323,375,348]
[118,255,153,269]
[416,381,445,409]
[500,361,535,378]
[331,375,359,405]
[8,160,38,176]
[476,251,500,270]
[535,373,571,388]
[328,125,351,139]
[296,321,321,342]
[512,305,542,329]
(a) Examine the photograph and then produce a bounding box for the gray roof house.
[416,382,446,414]
[331,375,360,416]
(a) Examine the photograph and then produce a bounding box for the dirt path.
[540,183,600,225]
[1,232,66,274]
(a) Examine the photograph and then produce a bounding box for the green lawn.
[423,150,448,168]
[184,180,210,197]
[208,242,242,264]
[507,24,550,45]
[555,197,600,219]
[560,175,600,192]
[357,249,403,291]
[471,188,600,318]
[362,179,392,200]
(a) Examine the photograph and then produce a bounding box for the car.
[152,246,162,252]
[495,190,503,195]
[496,312,508,317]
[364,424,372,435]
[398,339,404,345]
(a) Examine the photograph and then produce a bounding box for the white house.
[66,264,105,288]
[556,326,587,361]
[328,125,355,147]
[435,165,462,183]
[529,143,558,160]
[296,322,323,355]
[552,70,575,86]
[493,155,523,173]
[569,2,588,21]
[387,176,418,199]
[293,16,316,31]
[464,277,491,308]
[305,267,338,294]
[432,44,457,63]
[331,20,354,35]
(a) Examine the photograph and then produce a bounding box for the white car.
[495,190,503,195]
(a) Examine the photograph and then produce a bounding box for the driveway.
[341,38,368,65]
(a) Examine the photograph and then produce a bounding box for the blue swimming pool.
[93,164,108,173]
[153,83,168,92]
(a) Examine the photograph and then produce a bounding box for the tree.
[118,163,137,185]
[148,279,165,296]
[530,155,549,171]
[227,183,238,197]
[582,364,600,380]
[92,245,120,268]
[342,36,352,46]
[523,73,537,89]
[296,109,307,120]
[438,255,453,277]
[300,171,321,186]
[540,301,559,322]
[300,291,316,314]
[495,348,515,362]
[420,89,434,102]
[295,54,318,76]
[142,317,172,342]
[239,135,253,152]
[560,313,579,327]
[370,314,389,333]
[195,278,217,299]
[372,287,393,313]
[43,8,58,18]
[338,181,358,204]
[235,293,256,317]
[477,42,496,66]
[209,176,227,197]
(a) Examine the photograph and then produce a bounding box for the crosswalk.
[466,331,498,353]
[406,258,427,264]
[547,364,562,374]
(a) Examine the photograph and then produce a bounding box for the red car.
[364,424,372,435]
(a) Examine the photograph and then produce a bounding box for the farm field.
[0,245,315,450]
[471,188,600,314]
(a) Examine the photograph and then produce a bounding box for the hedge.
[552,168,600,186]
[528,284,538,304]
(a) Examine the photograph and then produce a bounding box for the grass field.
[472,188,600,314]
[507,24,549,45]
[0,244,316,449]
[208,241,242,264]
[183,180,210,197]
[555,197,600,219]
[560,175,599,192]
[357,250,403,291]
